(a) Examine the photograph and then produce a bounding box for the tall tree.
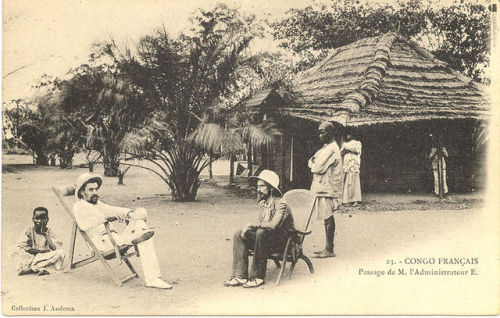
[57,65,148,176]
[426,2,490,82]
[271,0,490,82]
[106,4,279,201]
[4,97,53,165]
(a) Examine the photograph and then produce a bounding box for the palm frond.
[240,121,282,147]
[188,120,282,156]
[188,122,242,154]
[121,130,151,155]
[120,118,174,155]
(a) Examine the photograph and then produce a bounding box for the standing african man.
[308,121,343,258]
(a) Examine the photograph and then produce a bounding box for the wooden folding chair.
[52,185,139,287]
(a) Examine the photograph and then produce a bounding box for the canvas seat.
[52,185,139,287]
[249,189,316,286]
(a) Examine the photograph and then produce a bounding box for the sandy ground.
[1,155,499,315]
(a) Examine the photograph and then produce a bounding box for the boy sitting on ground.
[13,207,65,275]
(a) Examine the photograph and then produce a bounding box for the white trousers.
[432,169,448,195]
[100,219,162,283]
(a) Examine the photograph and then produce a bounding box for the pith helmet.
[249,170,282,196]
[75,173,103,199]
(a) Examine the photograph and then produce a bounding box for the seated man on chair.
[72,172,171,289]
[224,170,294,288]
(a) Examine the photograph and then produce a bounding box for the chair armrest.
[105,216,119,223]
[292,229,312,236]
[104,222,123,264]
[53,185,76,197]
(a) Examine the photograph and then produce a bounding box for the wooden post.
[280,136,287,189]
[290,137,294,183]
[247,143,253,176]
[229,154,235,185]
[261,144,268,169]
[267,144,272,169]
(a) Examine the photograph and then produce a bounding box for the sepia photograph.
[2,0,499,315]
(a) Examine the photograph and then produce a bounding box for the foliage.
[3,98,52,165]
[426,2,490,83]
[4,85,87,168]
[49,109,83,168]
[57,65,149,176]
[271,0,430,70]
[102,4,278,201]
[271,0,491,82]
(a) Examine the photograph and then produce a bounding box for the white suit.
[72,200,162,283]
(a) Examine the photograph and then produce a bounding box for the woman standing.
[341,134,362,206]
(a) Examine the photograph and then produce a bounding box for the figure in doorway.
[429,135,449,197]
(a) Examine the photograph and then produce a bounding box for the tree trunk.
[103,146,120,177]
[104,161,120,177]
[118,173,125,185]
[117,166,130,185]
[102,140,120,177]
[35,153,49,166]
[167,147,203,202]
[208,154,213,180]
[169,170,201,202]
[88,162,94,172]
[59,151,74,169]
[229,154,235,185]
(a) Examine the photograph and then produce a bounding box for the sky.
[2,0,319,103]
[1,0,493,103]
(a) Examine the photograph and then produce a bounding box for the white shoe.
[146,278,172,289]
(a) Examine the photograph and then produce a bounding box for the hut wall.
[270,119,319,192]
[354,119,484,193]
[266,118,485,194]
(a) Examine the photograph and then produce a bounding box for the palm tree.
[120,115,280,201]
[92,4,267,201]
[58,67,149,176]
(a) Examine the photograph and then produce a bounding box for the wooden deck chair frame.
[250,189,317,286]
[52,186,139,287]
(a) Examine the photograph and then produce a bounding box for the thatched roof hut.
[287,32,489,126]
[247,33,489,193]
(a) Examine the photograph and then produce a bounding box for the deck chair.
[249,189,316,286]
[52,185,139,287]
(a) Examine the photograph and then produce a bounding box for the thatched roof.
[245,89,275,107]
[287,32,490,126]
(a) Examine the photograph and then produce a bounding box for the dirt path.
[1,160,498,315]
